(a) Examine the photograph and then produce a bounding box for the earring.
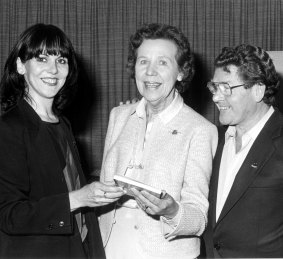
[18,69,24,75]
[177,75,183,81]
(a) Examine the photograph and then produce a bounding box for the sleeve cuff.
[160,201,182,238]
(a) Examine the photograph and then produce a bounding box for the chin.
[219,116,231,126]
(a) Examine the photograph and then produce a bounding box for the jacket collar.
[17,99,42,130]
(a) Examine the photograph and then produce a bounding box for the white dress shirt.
[216,106,274,220]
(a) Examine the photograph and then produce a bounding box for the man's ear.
[16,57,26,75]
[253,83,266,102]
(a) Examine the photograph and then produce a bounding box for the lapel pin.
[251,162,258,169]
[172,130,178,135]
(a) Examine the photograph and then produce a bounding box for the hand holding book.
[113,174,178,218]
[130,186,179,219]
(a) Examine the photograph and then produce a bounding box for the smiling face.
[212,65,259,129]
[17,53,69,104]
[135,39,183,111]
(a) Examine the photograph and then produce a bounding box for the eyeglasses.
[207,82,247,96]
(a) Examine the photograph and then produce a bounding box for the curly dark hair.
[215,44,279,106]
[126,23,194,93]
[0,23,78,114]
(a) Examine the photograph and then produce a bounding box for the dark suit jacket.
[203,109,283,258]
[0,100,105,258]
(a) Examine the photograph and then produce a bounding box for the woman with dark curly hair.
[0,23,124,258]
[99,23,218,259]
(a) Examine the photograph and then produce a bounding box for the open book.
[113,174,166,199]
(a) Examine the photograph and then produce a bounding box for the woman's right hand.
[69,181,125,211]
[131,188,179,219]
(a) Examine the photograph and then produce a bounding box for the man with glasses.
[203,44,283,257]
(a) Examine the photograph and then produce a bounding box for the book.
[113,174,166,199]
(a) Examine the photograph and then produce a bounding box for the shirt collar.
[135,90,183,124]
[135,97,147,118]
[225,106,275,142]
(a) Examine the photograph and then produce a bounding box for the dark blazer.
[203,109,283,258]
[0,100,105,258]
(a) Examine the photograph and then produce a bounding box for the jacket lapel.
[209,127,226,228]
[215,110,283,227]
